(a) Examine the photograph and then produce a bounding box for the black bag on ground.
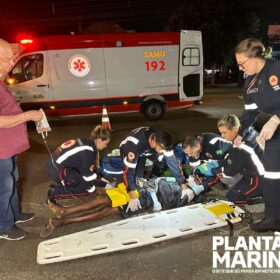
[156,179,182,210]
[101,156,125,182]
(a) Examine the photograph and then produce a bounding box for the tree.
[166,0,262,84]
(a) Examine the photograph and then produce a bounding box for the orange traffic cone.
[101,105,112,132]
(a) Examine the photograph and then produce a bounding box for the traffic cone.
[101,105,112,132]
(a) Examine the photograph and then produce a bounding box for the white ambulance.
[5,30,203,120]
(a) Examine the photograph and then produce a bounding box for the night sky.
[0,0,279,42]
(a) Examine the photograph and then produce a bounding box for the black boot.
[247,196,264,205]
[250,218,280,232]
[46,185,56,205]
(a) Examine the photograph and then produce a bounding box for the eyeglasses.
[237,57,250,69]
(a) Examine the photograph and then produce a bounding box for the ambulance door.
[5,53,52,103]
[179,30,203,101]
[48,49,107,101]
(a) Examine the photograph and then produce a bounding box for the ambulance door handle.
[37,84,47,87]
[33,94,44,99]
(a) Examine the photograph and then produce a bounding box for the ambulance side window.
[6,54,43,84]
[182,48,200,66]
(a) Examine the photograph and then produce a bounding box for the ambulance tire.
[142,101,165,121]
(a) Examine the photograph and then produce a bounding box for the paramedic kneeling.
[120,127,187,212]
[45,125,111,201]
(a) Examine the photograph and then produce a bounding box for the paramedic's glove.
[180,187,195,202]
[100,178,110,184]
[105,181,116,190]
[126,198,142,212]
[259,115,280,143]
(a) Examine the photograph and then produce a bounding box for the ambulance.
[5,30,203,120]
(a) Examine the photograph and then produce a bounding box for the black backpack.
[156,179,182,210]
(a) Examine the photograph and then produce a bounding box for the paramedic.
[215,114,264,204]
[182,132,232,167]
[181,133,235,199]
[46,125,111,201]
[235,38,280,232]
[0,38,43,241]
[120,127,188,212]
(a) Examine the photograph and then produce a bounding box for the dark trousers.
[46,165,92,198]
[263,133,280,220]
[226,176,263,204]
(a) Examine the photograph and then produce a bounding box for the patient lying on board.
[40,177,194,237]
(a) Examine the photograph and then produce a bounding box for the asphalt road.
[0,86,277,280]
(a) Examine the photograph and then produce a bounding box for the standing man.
[0,38,43,240]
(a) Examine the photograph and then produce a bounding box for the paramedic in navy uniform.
[235,38,280,232]
[120,127,188,212]
[45,125,111,201]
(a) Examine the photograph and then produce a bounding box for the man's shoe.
[118,205,129,219]
[247,196,264,205]
[46,185,56,205]
[15,213,35,224]
[250,218,280,232]
[0,226,27,240]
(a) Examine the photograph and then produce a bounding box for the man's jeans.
[0,156,20,232]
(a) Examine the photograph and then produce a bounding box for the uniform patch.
[61,139,76,149]
[128,152,135,160]
[269,75,278,87]
[215,149,223,155]
[227,159,232,165]
[55,147,62,155]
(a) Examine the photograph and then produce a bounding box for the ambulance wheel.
[142,101,165,121]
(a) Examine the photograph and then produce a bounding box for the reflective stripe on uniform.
[103,168,124,174]
[124,157,137,168]
[120,136,139,147]
[245,103,258,110]
[83,173,97,181]
[264,171,280,179]
[239,143,265,175]
[209,137,231,145]
[56,146,94,164]
[87,185,96,193]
